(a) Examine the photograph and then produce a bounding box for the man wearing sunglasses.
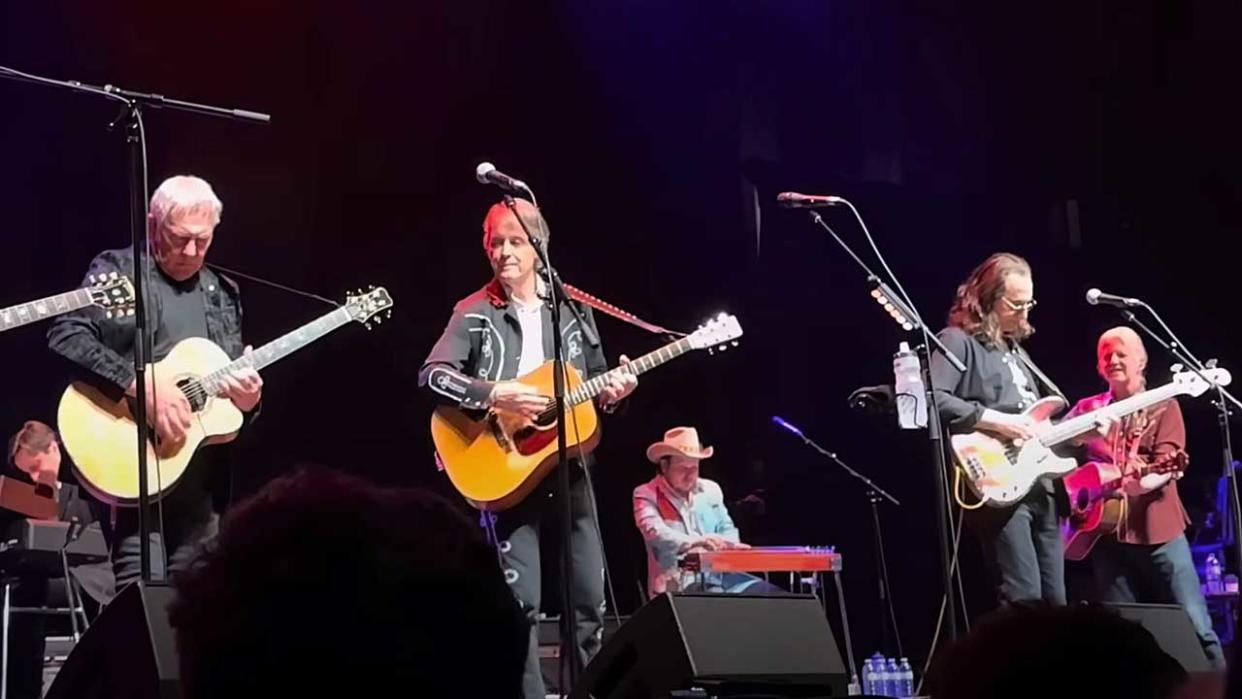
[929,252,1068,606]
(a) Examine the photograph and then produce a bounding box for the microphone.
[475,162,528,193]
[776,192,844,209]
[1085,288,1141,308]
[771,416,804,437]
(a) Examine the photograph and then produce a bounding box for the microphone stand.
[1118,304,1242,585]
[772,418,904,660]
[800,207,967,642]
[0,65,269,586]
[501,194,588,690]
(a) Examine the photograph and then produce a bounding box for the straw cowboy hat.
[645,427,715,464]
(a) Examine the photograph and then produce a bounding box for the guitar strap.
[561,283,685,337]
[1012,344,1068,404]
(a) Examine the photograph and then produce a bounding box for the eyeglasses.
[1001,297,1038,312]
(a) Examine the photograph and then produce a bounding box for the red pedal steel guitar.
[952,368,1230,507]
[1,273,134,332]
[1063,451,1188,560]
[680,546,842,574]
[431,313,743,510]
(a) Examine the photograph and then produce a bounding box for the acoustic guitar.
[57,287,394,505]
[431,313,742,510]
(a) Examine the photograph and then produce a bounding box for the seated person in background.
[928,602,1201,699]
[633,427,782,598]
[168,468,528,698]
[1,421,113,699]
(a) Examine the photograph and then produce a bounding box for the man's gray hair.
[149,175,222,229]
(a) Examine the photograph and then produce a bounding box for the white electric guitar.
[952,367,1231,506]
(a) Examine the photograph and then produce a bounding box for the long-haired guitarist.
[1063,326,1223,667]
[46,175,262,590]
[418,198,637,699]
[929,252,1069,605]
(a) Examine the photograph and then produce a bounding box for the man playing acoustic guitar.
[47,175,262,590]
[419,198,637,699]
[1063,326,1223,667]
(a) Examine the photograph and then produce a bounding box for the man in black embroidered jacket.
[930,252,1068,606]
[419,198,637,699]
[46,175,262,590]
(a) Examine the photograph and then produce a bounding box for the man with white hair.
[1065,326,1223,667]
[47,175,262,589]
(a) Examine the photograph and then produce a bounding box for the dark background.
[3,0,1239,668]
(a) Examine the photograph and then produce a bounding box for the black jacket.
[419,279,609,410]
[47,248,245,401]
[46,248,247,510]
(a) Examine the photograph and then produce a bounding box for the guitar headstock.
[86,273,136,318]
[687,312,743,354]
[345,286,395,329]
[1172,367,1232,397]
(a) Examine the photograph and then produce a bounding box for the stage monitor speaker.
[571,593,848,698]
[44,580,181,699]
[1105,602,1211,673]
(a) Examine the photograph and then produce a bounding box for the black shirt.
[151,268,210,361]
[929,326,1042,432]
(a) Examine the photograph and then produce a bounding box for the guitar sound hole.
[177,378,207,412]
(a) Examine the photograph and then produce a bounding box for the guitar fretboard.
[568,337,694,405]
[1040,381,1183,447]
[0,290,94,333]
[200,306,356,394]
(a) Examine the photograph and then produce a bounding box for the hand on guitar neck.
[1121,451,1188,496]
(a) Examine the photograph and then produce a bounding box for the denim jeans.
[1091,534,1225,668]
[976,484,1066,605]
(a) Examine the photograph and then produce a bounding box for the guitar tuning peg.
[731,341,739,347]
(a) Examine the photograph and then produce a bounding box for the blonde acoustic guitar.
[431,313,743,511]
[57,287,393,505]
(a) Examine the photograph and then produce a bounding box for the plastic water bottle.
[898,657,914,697]
[1205,554,1223,595]
[862,653,883,695]
[883,657,900,697]
[893,342,927,429]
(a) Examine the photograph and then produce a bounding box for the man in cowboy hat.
[633,427,782,598]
